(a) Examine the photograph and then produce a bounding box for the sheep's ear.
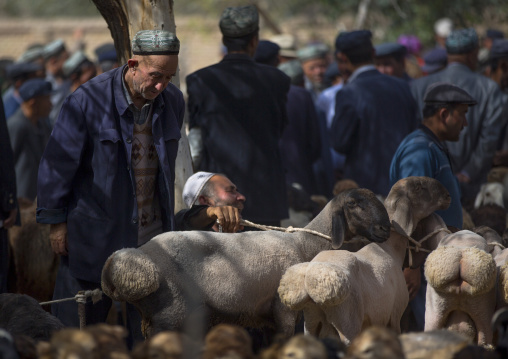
[331,210,346,249]
[390,195,414,236]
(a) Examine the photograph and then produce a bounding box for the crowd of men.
[2,3,508,350]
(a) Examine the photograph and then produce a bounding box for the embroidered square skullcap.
[182,172,216,208]
[43,39,66,59]
[270,34,297,58]
[297,43,329,63]
[18,44,45,63]
[335,30,372,52]
[421,48,447,74]
[63,51,90,77]
[278,59,304,86]
[446,28,479,54]
[219,5,259,38]
[18,78,52,102]
[375,42,407,58]
[423,82,477,106]
[6,62,43,81]
[254,40,280,65]
[490,39,508,60]
[132,30,180,55]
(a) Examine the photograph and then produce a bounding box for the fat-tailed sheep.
[425,230,498,345]
[101,188,391,339]
[277,176,451,344]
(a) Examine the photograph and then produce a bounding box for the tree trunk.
[91,0,193,213]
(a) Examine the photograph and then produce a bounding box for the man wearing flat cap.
[390,82,477,331]
[7,78,52,201]
[411,28,506,202]
[186,5,290,227]
[374,42,411,81]
[36,30,184,334]
[331,30,418,196]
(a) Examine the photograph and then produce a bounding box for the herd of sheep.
[3,172,508,358]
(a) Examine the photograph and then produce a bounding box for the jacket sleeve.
[36,95,88,224]
[0,97,17,215]
[330,88,359,154]
[461,84,506,182]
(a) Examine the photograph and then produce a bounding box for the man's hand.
[3,208,17,229]
[455,172,471,184]
[207,206,243,233]
[50,223,68,256]
[403,267,421,301]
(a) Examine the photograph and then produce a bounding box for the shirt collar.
[347,64,377,84]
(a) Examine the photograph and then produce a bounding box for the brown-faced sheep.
[277,177,451,345]
[101,189,391,339]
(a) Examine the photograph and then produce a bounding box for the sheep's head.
[385,176,451,236]
[331,188,390,249]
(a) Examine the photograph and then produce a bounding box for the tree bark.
[91,0,193,213]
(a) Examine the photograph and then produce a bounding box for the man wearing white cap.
[177,171,245,233]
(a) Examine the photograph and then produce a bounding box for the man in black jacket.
[186,5,290,226]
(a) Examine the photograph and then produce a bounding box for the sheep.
[470,204,507,237]
[474,183,505,209]
[0,293,64,342]
[101,188,391,339]
[277,176,451,345]
[399,330,470,359]
[424,230,499,345]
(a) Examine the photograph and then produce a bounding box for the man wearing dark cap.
[421,48,448,75]
[186,5,290,227]
[255,40,321,196]
[43,39,71,126]
[7,78,52,201]
[374,42,411,81]
[2,62,45,119]
[36,30,184,335]
[94,43,119,74]
[331,30,418,196]
[411,28,505,202]
[390,82,477,331]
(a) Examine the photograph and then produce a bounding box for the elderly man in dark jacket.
[186,5,290,226]
[331,30,418,196]
[36,30,184,335]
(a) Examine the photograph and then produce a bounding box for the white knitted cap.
[182,172,216,208]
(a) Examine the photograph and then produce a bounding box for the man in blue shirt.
[390,81,476,331]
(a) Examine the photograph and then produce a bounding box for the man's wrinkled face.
[207,175,246,212]
[301,57,328,86]
[130,55,178,101]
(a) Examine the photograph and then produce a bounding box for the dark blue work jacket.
[36,65,184,283]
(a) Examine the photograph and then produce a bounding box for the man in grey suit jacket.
[411,28,506,201]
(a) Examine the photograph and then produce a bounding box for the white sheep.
[424,230,498,345]
[101,188,391,338]
[277,176,451,345]
[474,182,505,209]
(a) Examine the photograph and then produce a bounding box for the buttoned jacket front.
[36,65,184,282]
